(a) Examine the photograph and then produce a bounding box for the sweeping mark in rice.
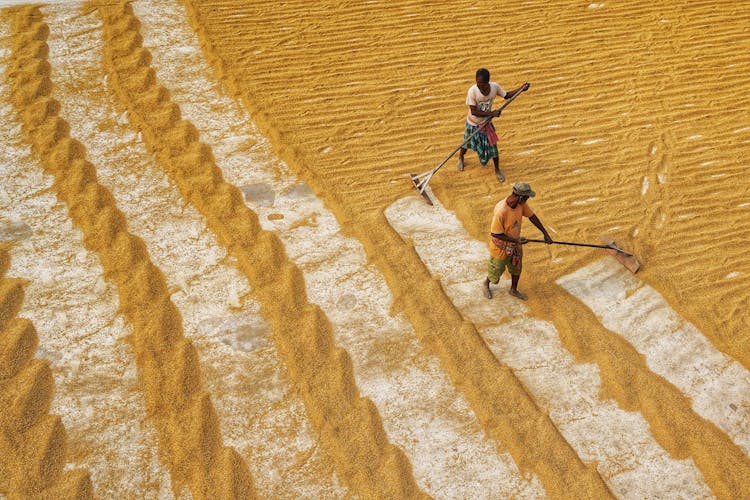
[558,258,750,456]
[572,197,600,205]
[385,194,711,498]
[677,213,698,220]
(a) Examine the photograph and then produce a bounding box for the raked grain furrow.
[95,2,424,497]
[558,261,750,449]
[0,245,92,499]
[1,18,173,495]
[545,270,750,498]
[4,6,254,498]
[35,2,344,496]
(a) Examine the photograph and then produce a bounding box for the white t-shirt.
[466,82,507,125]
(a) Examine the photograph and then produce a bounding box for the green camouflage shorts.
[487,254,521,283]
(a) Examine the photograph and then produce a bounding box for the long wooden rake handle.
[525,239,634,256]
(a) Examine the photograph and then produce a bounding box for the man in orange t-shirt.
[483,182,553,300]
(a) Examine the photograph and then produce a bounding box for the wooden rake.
[526,238,641,273]
[409,88,527,205]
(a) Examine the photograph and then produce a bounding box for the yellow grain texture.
[4,7,255,498]
[179,0,750,497]
[0,244,93,499]
[180,1,618,497]
[94,1,425,497]
[539,291,750,498]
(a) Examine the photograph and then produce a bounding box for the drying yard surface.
[1,0,749,498]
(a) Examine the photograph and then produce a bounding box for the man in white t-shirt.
[456,68,529,182]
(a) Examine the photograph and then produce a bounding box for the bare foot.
[495,168,506,182]
[457,157,464,171]
[483,279,492,299]
[508,288,527,301]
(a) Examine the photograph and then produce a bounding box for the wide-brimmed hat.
[512,182,536,197]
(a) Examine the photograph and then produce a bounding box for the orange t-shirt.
[488,199,534,259]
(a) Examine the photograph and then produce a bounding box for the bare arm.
[490,232,522,244]
[504,82,531,100]
[473,82,531,118]
[528,214,553,243]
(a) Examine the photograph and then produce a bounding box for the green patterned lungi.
[464,121,498,165]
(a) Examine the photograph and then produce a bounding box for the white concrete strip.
[41,4,344,497]
[384,195,712,499]
[0,19,172,498]
[133,0,545,496]
[558,257,750,457]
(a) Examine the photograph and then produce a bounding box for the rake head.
[409,173,434,205]
[602,238,641,274]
